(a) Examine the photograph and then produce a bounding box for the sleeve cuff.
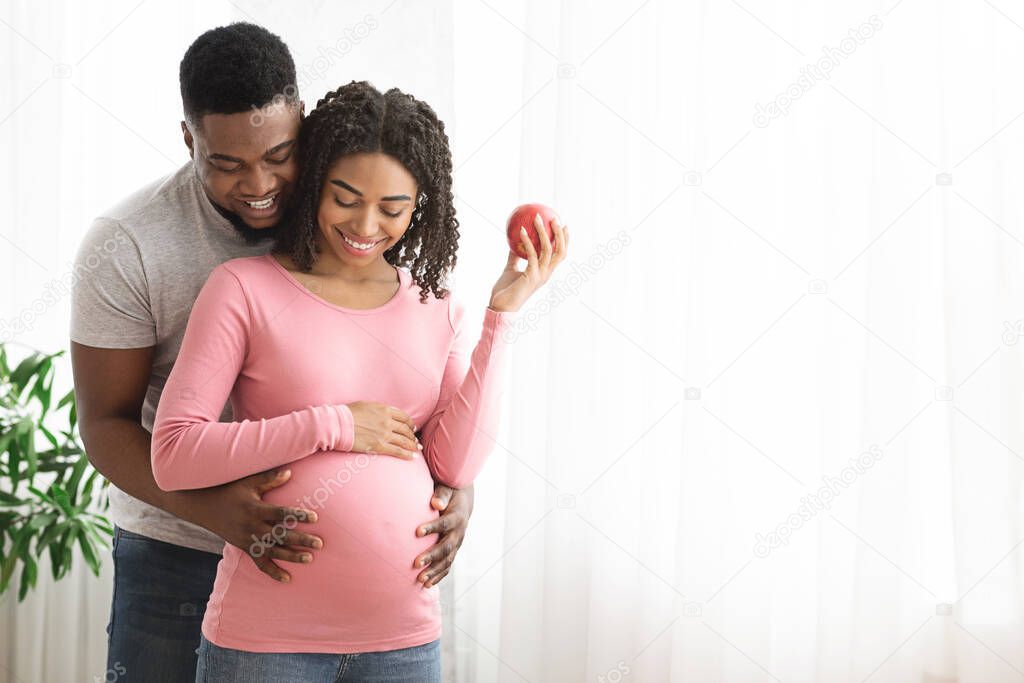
[484,306,519,344]
[335,403,355,452]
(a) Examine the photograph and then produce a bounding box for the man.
[70,22,472,682]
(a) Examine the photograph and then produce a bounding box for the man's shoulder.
[91,163,196,236]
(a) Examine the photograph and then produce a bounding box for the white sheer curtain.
[4,1,1024,681]
[451,1,1024,681]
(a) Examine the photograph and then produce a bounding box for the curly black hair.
[273,81,460,303]
[179,22,297,125]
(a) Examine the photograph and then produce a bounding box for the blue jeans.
[105,526,221,683]
[195,635,441,682]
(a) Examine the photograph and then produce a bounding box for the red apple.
[506,203,559,259]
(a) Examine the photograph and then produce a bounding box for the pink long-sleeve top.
[151,253,515,653]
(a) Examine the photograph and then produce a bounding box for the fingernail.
[520,227,527,234]
[312,539,323,549]
[301,554,312,563]
[418,443,423,450]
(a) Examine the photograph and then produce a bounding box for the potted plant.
[0,345,110,601]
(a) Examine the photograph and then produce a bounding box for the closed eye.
[212,162,241,173]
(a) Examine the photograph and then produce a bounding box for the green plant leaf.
[36,520,66,555]
[0,491,26,507]
[29,358,53,415]
[0,345,107,602]
[0,549,16,593]
[51,485,72,516]
[54,528,73,581]
[0,430,14,458]
[66,455,89,506]
[14,526,34,561]
[18,554,37,601]
[48,541,61,580]
[56,388,74,410]
[39,364,55,415]
[23,424,37,481]
[27,485,56,507]
[10,353,44,394]
[2,527,30,593]
[76,525,100,576]
[81,519,110,548]
[81,470,101,504]
[37,425,58,451]
[26,512,56,531]
[86,514,113,536]
[7,439,20,489]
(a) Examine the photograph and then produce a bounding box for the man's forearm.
[81,416,199,524]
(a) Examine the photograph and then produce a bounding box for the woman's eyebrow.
[330,179,362,195]
[330,178,411,202]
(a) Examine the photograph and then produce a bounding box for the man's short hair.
[179,22,298,126]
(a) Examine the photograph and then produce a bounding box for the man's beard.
[210,199,281,245]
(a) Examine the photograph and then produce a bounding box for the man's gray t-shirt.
[70,162,272,554]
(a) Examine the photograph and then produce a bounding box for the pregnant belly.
[211,451,442,650]
[267,448,439,562]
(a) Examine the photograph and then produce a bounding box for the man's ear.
[181,120,194,159]
[299,100,306,119]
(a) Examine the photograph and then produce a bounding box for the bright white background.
[3,0,1024,681]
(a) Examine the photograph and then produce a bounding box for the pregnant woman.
[150,80,567,682]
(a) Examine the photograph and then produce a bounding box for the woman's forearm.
[151,403,355,491]
[421,307,514,488]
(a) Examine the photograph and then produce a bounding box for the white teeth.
[343,234,383,250]
[245,195,276,209]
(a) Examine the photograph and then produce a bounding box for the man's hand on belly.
[413,483,475,588]
[175,468,323,583]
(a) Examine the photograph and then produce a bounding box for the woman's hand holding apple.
[489,210,569,314]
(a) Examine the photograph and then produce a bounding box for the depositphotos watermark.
[94,661,126,683]
[502,230,632,343]
[753,14,883,128]
[249,15,380,127]
[0,227,131,343]
[249,453,377,558]
[753,444,883,558]
[596,660,631,683]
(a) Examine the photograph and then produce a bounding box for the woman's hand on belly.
[347,401,423,460]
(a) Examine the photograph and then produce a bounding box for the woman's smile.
[334,226,388,255]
